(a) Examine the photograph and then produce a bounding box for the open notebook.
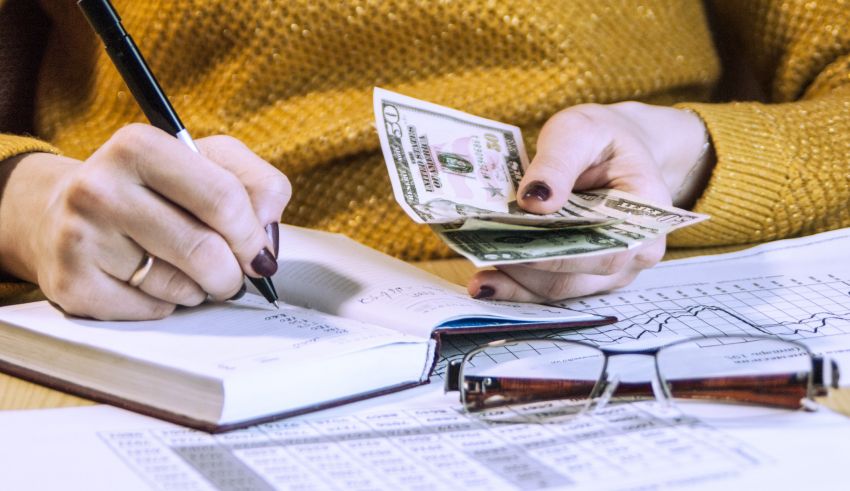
[0,226,613,432]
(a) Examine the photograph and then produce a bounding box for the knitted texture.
[8,0,719,262]
[671,0,850,248]
[0,0,848,275]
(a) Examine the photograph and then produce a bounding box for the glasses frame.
[445,334,839,414]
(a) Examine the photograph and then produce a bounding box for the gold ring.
[128,253,155,287]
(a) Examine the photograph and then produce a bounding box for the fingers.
[468,240,665,302]
[196,135,292,228]
[468,269,544,303]
[502,266,638,300]
[38,205,208,320]
[97,124,276,278]
[75,282,176,321]
[511,249,637,275]
[517,105,615,214]
[105,183,246,301]
[95,235,208,306]
[45,266,178,321]
[133,260,208,306]
[470,268,636,303]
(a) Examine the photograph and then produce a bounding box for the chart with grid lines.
[435,273,850,378]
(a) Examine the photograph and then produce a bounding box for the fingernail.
[522,181,551,202]
[265,222,280,258]
[251,247,278,277]
[228,282,247,301]
[473,285,495,299]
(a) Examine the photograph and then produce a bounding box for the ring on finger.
[128,253,155,287]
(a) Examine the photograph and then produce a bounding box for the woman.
[0,0,847,319]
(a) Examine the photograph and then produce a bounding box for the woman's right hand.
[0,124,291,320]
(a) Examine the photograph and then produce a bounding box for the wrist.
[628,105,714,208]
[611,102,714,207]
[655,108,715,208]
[0,153,78,282]
[669,110,715,208]
[672,127,714,208]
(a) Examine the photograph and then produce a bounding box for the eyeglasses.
[444,335,839,422]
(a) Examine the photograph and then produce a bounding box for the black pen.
[77,0,280,308]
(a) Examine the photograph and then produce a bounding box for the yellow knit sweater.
[1,0,849,303]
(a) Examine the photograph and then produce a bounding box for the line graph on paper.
[434,273,850,378]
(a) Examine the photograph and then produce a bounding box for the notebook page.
[272,226,605,338]
[0,295,416,380]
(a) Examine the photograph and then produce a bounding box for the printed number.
[485,133,501,152]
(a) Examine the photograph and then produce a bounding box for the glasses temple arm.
[655,372,812,409]
[458,374,601,411]
[451,372,818,412]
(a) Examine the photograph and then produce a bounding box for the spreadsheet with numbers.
[1,394,849,490]
[98,403,765,490]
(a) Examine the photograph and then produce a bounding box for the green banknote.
[437,227,630,266]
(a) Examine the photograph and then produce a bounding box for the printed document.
[5,228,850,489]
[1,394,849,490]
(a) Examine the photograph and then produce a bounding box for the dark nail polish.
[251,247,278,277]
[522,181,551,202]
[265,222,280,258]
[474,285,495,299]
[228,282,248,301]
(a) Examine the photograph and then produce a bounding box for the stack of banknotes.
[372,88,708,266]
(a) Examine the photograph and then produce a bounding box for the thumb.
[518,108,614,214]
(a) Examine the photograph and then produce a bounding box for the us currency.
[373,87,613,229]
[435,227,631,266]
[373,88,709,266]
[435,188,706,266]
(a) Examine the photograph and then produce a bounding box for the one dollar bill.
[373,88,709,266]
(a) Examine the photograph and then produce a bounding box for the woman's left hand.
[467,101,711,302]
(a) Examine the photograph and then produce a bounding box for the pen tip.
[273,301,280,309]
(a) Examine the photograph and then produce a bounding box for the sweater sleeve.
[0,135,58,304]
[0,136,58,305]
[0,134,58,163]
[669,0,850,248]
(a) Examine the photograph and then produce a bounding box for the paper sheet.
[1,391,849,491]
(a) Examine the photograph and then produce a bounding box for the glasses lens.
[657,336,812,410]
[460,339,605,422]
